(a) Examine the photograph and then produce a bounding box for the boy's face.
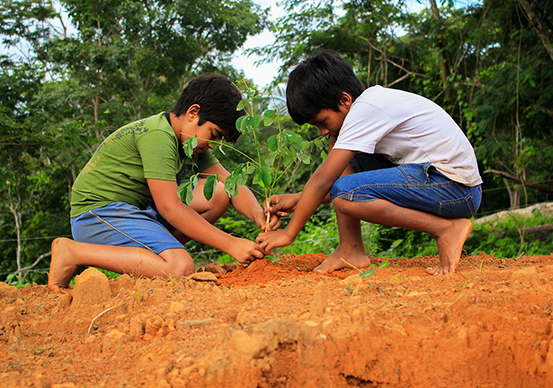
[308,107,348,138]
[308,93,352,138]
[182,118,225,154]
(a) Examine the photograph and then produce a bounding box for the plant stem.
[265,198,271,230]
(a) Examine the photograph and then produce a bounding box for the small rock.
[71,268,111,309]
[129,315,145,339]
[510,267,541,289]
[187,272,218,282]
[230,330,262,357]
[310,281,328,317]
[102,329,126,353]
[169,301,186,314]
[203,263,227,274]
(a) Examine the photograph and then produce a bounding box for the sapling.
[177,82,326,230]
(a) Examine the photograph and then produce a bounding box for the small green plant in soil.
[178,82,326,228]
[360,260,390,290]
[5,273,32,289]
[360,260,390,278]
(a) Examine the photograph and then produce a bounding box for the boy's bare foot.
[313,247,371,274]
[428,218,472,276]
[48,238,79,291]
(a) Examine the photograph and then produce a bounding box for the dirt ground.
[1,252,553,388]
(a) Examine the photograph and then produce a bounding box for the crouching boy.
[257,50,482,275]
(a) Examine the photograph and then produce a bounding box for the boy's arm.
[265,135,355,216]
[147,178,264,263]
[200,163,280,231]
[257,148,356,252]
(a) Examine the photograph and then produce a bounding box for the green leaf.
[224,180,238,198]
[203,174,218,201]
[263,152,277,167]
[313,138,323,148]
[263,109,276,126]
[185,185,194,205]
[251,114,262,130]
[257,165,272,188]
[182,136,197,158]
[237,98,248,111]
[282,130,297,144]
[236,116,246,132]
[267,135,278,152]
[283,149,296,168]
[360,270,375,278]
[390,239,403,250]
[245,163,256,174]
[177,181,189,201]
[240,116,257,133]
[298,153,310,164]
[229,165,248,187]
[211,144,225,158]
[177,180,196,205]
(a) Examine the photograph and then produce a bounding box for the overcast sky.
[230,0,285,88]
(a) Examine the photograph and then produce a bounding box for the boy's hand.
[263,193,300,217]
[256,229,294,252]
[253,209,281,232]
[228,238,268,264]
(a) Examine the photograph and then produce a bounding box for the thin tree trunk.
[484,169,553,194]
[6,184,23,280]
[429,0,451,101]
[518,0,553,62]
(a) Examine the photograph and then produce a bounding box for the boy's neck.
[169,113,186,144]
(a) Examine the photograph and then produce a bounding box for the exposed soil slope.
[1,253,553,387]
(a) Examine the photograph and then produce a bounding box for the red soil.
[1,252,553,387]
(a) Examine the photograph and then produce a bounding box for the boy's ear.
[186,104,200,120]
[339,92,353,108]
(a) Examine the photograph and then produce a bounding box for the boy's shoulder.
[356,86,435,111]
[110,112,172,139]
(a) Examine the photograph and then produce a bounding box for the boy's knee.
[213,181,230,210]
[172,254,195,278]
[329,178,343,203]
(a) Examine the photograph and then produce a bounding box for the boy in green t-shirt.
[48,74,276,291]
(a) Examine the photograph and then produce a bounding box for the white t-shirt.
[333,86,482,186]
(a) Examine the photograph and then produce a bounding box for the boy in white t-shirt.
[257,50,482,275]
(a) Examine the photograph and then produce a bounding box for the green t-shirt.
[70,112,218,218]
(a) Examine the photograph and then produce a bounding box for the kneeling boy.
[49,74,276,290]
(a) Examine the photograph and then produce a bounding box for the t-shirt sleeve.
[194,150,219,173]
[136,129,179,181]
[333,101,398,154]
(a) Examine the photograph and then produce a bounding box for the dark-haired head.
[173,74,243,143]
[286,50,365,125]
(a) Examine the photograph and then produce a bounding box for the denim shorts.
[71,202,185,254]
[329,154,482,219]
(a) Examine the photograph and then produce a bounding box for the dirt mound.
[1,253,553,387]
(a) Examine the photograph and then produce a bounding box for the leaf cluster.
[178,82,326,207]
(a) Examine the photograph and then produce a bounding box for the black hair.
[172,74,243,143]
[286,50,365,125]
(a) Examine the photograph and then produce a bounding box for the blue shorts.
[71,202,185,254]
[329,154,482,219]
